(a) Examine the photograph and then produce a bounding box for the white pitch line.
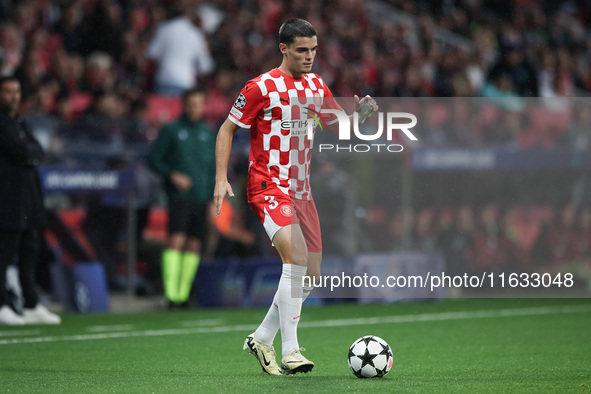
[299,304,591,328]
[0,329,40,337]
[86,324,135,332]
[0,304,589,346]
[180,319,225,327]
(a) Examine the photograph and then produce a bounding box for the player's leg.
[256,249,320,346]
[272,224,308,349]
[304,251,321,297]
[276,199,323,374]
[251,199,320,373]
[298,198,323,302]
[243,193,298,375]
[271,224,315,374]
[245,224,309,376]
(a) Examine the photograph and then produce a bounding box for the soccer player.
[214,18,377,375]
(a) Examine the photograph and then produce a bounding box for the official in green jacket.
[148,88,215,306]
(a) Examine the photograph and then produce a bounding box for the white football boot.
[22,305,61,325]
[243,332,283,375]
[0,305,25,325]
[281,348,314,375]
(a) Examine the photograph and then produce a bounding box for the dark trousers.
[0,228,40,309]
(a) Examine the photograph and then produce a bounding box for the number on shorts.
[265,195,278,209]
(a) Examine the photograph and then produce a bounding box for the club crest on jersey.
[234,93,246,109]
[280,205,292,217]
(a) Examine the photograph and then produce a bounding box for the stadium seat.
[145,95,183,125]
[144,207,168,242]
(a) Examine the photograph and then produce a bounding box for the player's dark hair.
[0,75,19,89]
[279,18,317,45]
[182,87,206,103]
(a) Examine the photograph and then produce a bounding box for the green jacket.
[148,116,216,203]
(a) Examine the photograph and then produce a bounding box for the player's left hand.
[213,180,235,216]
[354,95,379,124]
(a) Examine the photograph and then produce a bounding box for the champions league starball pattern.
[234,93,247,109]
[347,335,394,378]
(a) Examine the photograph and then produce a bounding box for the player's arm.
[213,118,241,216]
[321,88,378,134]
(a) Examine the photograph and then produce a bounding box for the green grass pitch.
[1,298,590,393]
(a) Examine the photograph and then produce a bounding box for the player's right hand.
[213,180,235,216]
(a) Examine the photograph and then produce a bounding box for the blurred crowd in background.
[1,0,591,288]
[2,0,591,153]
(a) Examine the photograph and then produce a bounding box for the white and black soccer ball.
[347,335,393,378]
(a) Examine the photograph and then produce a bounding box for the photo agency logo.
[285,98,419,153]
[318,108,418,153]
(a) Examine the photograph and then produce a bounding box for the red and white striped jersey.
[228,68,341,201]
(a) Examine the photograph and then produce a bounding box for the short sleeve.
[321,85,343,126]
[227,80,264,129]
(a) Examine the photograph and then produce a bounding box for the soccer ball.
[347,335,393,378]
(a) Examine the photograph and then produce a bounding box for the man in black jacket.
[0,76,60,325]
